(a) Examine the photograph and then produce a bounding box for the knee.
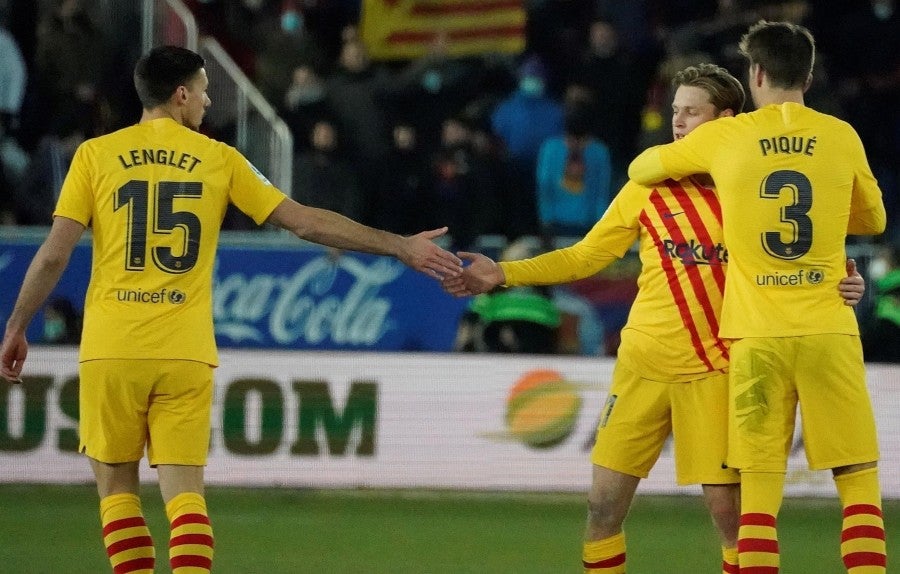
[586,495,626,533]
[703,485,741,545]
[708,499,740,541]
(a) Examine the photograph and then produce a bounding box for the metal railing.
[140,0,293,195]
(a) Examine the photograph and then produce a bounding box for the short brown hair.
[134,46,205,109]
[672,63,746,114]
[738,20,815,90]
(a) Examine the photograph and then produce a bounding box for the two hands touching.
[399,227,465,281]
[440,252,506,297]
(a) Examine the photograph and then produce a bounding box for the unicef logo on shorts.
[806,269,824,285]
[168,290,187,304]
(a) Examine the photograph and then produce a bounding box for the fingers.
[440,275,476,297]
[0,342,24,383]
[0,364,23,384]
[441,282,473,297]
[840,292,863,306]
[838,258,866,306]
[838,274,865,306]
[429,254,463,278]
[420,227,449,240]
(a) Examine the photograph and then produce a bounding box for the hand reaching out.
[441,251,506,297]
[399,227,464,280]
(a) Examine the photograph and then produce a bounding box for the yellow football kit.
[501,177,737,484]
[55,117,287,464]
[629,103,886,470]
[55,118,286,365]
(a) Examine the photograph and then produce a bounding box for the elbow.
[35,248,71,275]
[625,163,641,183]
[627,158,654,185]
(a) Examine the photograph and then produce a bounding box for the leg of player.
[582,465,640,574]
[91,458,156,574]
[736,470,785,572]
[832,461,886,573]
[158,464,214,573]
[702,483,741,573]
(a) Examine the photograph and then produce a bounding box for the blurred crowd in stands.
[0,0,898,358]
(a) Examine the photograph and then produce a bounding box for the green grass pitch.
[0,485,897,573]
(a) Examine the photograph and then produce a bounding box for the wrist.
[495,261,508,286]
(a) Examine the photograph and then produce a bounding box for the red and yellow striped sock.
[722,545,739,573]
[738,471,784,573]
[582,532,626,573]
[166,492,214,573]
[835,468,886,573]
[99,493,155,574]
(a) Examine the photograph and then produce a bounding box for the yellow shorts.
[79,359,214,466]
[727,335,878,472]
[591,362,738,485]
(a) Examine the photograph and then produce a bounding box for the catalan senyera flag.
[361,0,526,60]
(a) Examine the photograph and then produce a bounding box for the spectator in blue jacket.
[490,55,564,236]
[535,104,612,236]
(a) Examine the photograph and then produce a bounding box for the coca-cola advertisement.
[0,237,469,352]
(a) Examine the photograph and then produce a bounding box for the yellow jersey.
[54,118,287,365]
[500,177,729,382]
[629,103,886,338]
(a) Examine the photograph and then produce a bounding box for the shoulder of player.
[619,178,669,207]
[623,175,712,207]
[79,123,238,170]
[622,176,695,195]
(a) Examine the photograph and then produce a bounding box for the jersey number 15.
[115,179,202,274]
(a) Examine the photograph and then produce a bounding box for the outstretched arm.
[266,198,462,280]
[1,216,85,382]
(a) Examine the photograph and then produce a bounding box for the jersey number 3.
[759,169,812,260]
[115,180,202,273]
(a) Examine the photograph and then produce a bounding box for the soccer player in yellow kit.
[629,22,887,574]
[0,46,462,574]
[441,63,866,574]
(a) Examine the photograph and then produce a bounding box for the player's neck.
[140,106,184,126]
[753,88,805,108]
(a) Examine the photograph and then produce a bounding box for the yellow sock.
[583,532,626,574]
[722,546,739,573]
[99,493,155,574]
[738,471,784,573]
[835,468,886,573]
[166,492,214,573]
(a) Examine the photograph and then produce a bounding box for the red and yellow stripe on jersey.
[54,118,287,366]
[500,177,729,382]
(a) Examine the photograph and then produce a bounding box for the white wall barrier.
[2,348,899,498]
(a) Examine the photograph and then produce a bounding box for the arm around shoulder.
[627,147,669,185]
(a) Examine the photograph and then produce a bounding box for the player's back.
[55,117,282,364]
[699,103,885,337]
